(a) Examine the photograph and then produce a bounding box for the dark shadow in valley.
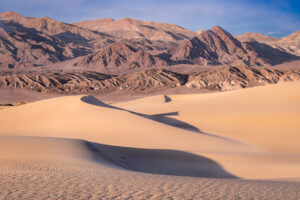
[84,141,238,179]
[81,96,237,141]
[245,41,300,65]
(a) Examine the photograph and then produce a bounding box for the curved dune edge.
[0,81,300,179]
[1,137,300,200]
[0,136,237,178]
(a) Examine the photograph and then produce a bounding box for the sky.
[0,0,299,38]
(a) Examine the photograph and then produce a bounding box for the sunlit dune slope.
[117,81,300,154]
[0,94,255,153]
[0,81,300,179]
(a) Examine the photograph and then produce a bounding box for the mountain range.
[0,11,299,72]
[0,11,299,94]
[236,31,300,56]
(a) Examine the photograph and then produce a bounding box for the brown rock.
[73,17,196,42]
[74,43,168,73]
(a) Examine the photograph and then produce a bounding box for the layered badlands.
[1,66,299,94]
[0,81,300,199]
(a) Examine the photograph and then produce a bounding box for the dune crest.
[1,81,300,199]
[0,82,300,180]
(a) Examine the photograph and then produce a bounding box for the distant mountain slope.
[275,31,300,56]
[235,33,279,43]
[0,12,114,68]
[169,26,298,66]
[73,17,196,42]
[0,11,110,41]
[0,11,299,70]
[74,43,167,72]
[236,31,300,56]
[0,20,78,68]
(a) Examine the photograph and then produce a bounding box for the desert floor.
[0,81,300,199]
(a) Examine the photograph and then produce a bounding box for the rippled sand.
[0,81,300,199]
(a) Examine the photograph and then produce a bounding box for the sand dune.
[0,81,300,199]
[0,136,235,178]
[116,81,300,153]
[1,138,300,200]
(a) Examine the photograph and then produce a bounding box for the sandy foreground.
[0,81,300,199]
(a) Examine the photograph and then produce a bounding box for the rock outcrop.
[1,66,299,94]
[236,31,300,56]
[169,26,297,66]
[74,43,168,72]
[73,17,196,42]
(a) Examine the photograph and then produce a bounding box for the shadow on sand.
[85,141,238,179]
[81,96,235,141]
[163,94,172,103]
[80,96,239,178]
[81,95,201,133]
[0,135,237,179]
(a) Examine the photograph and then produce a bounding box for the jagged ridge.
[1,66,299,94]
[0,11,299,70]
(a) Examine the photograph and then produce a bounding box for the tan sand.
[0,81,300,199]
